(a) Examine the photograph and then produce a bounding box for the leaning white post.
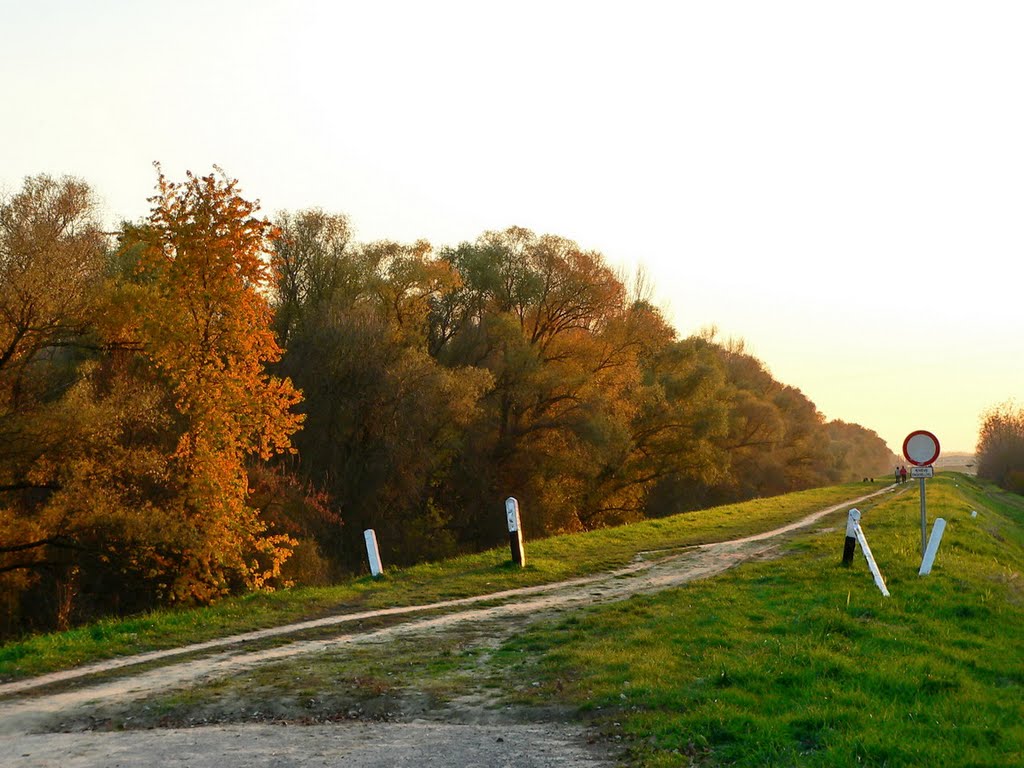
[364,529,383,577]
[852,522,890,597]
[505,497,526,567]
[919,518,947,576]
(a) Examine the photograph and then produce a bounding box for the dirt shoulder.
[4,721,613,768]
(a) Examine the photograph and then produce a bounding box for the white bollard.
[842,509,861,566]
[364,528,383,577]
[505,497,526,567]
[919,518,947,576]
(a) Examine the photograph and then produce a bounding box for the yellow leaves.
[0,175,105,401]
[0,169,312,632]
[245,531,299,591]
[141,167,302,455]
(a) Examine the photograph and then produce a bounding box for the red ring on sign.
[902,430,940,466]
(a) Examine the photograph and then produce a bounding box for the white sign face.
[910,466,934,479]
[903,430,941,466]
[505,497,520,532]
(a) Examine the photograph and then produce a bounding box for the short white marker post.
[364,529,383,577]
[505,497,525,567]
[919,518,946,576]
[853,522,890,597]
[842,508,861,566]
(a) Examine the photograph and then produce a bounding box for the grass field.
[493,473,1024,766]
[0,482,879,681]
[4,474,1020,767]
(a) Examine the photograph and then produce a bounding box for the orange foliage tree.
[137,167,304,600]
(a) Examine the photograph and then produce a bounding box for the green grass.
[1,482,878,681]
[9,473,1019,767]
[494,474,1024,767]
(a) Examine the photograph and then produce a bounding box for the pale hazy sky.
[3,1,1022,453]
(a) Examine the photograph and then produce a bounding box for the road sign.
[910,466,934,479]
[903,430,941,466]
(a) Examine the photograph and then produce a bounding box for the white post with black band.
[505,496,525,567]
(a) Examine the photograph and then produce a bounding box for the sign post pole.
[903,430,941,563]
[919,477,927,557]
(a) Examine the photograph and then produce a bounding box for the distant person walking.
[900,465,908,484]
[895,466,901,484]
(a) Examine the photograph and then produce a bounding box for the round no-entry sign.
[903,430,940,466]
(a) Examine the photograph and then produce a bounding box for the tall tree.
[271,219,489,566]
[271,209,353,346]
[133,167,305,601]
[0,175,108,632]
[433,228,672,535]
[0,175,105,408]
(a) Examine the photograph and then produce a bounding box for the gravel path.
[4,722,610,768]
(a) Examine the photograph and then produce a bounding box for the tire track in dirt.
[0,485,898,738]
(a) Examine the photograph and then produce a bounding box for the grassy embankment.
[1,482,880,681]
[495,473,1024,766]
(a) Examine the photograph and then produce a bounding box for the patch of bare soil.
[0,486,897,767]
[4,721,611,768]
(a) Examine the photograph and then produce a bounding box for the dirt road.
[0,486,896,767]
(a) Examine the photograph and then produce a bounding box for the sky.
[2,0,1021,454]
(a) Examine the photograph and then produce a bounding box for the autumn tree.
[271,216,489,566]
[431,228,679,536]
[0,175,109,632]
[0,176,105,386]
[0,177,179,633]
[131,167,304,601]
[0,174,107,462]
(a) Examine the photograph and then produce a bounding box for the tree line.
[0,171,898,638]
[976,403,1024,494]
